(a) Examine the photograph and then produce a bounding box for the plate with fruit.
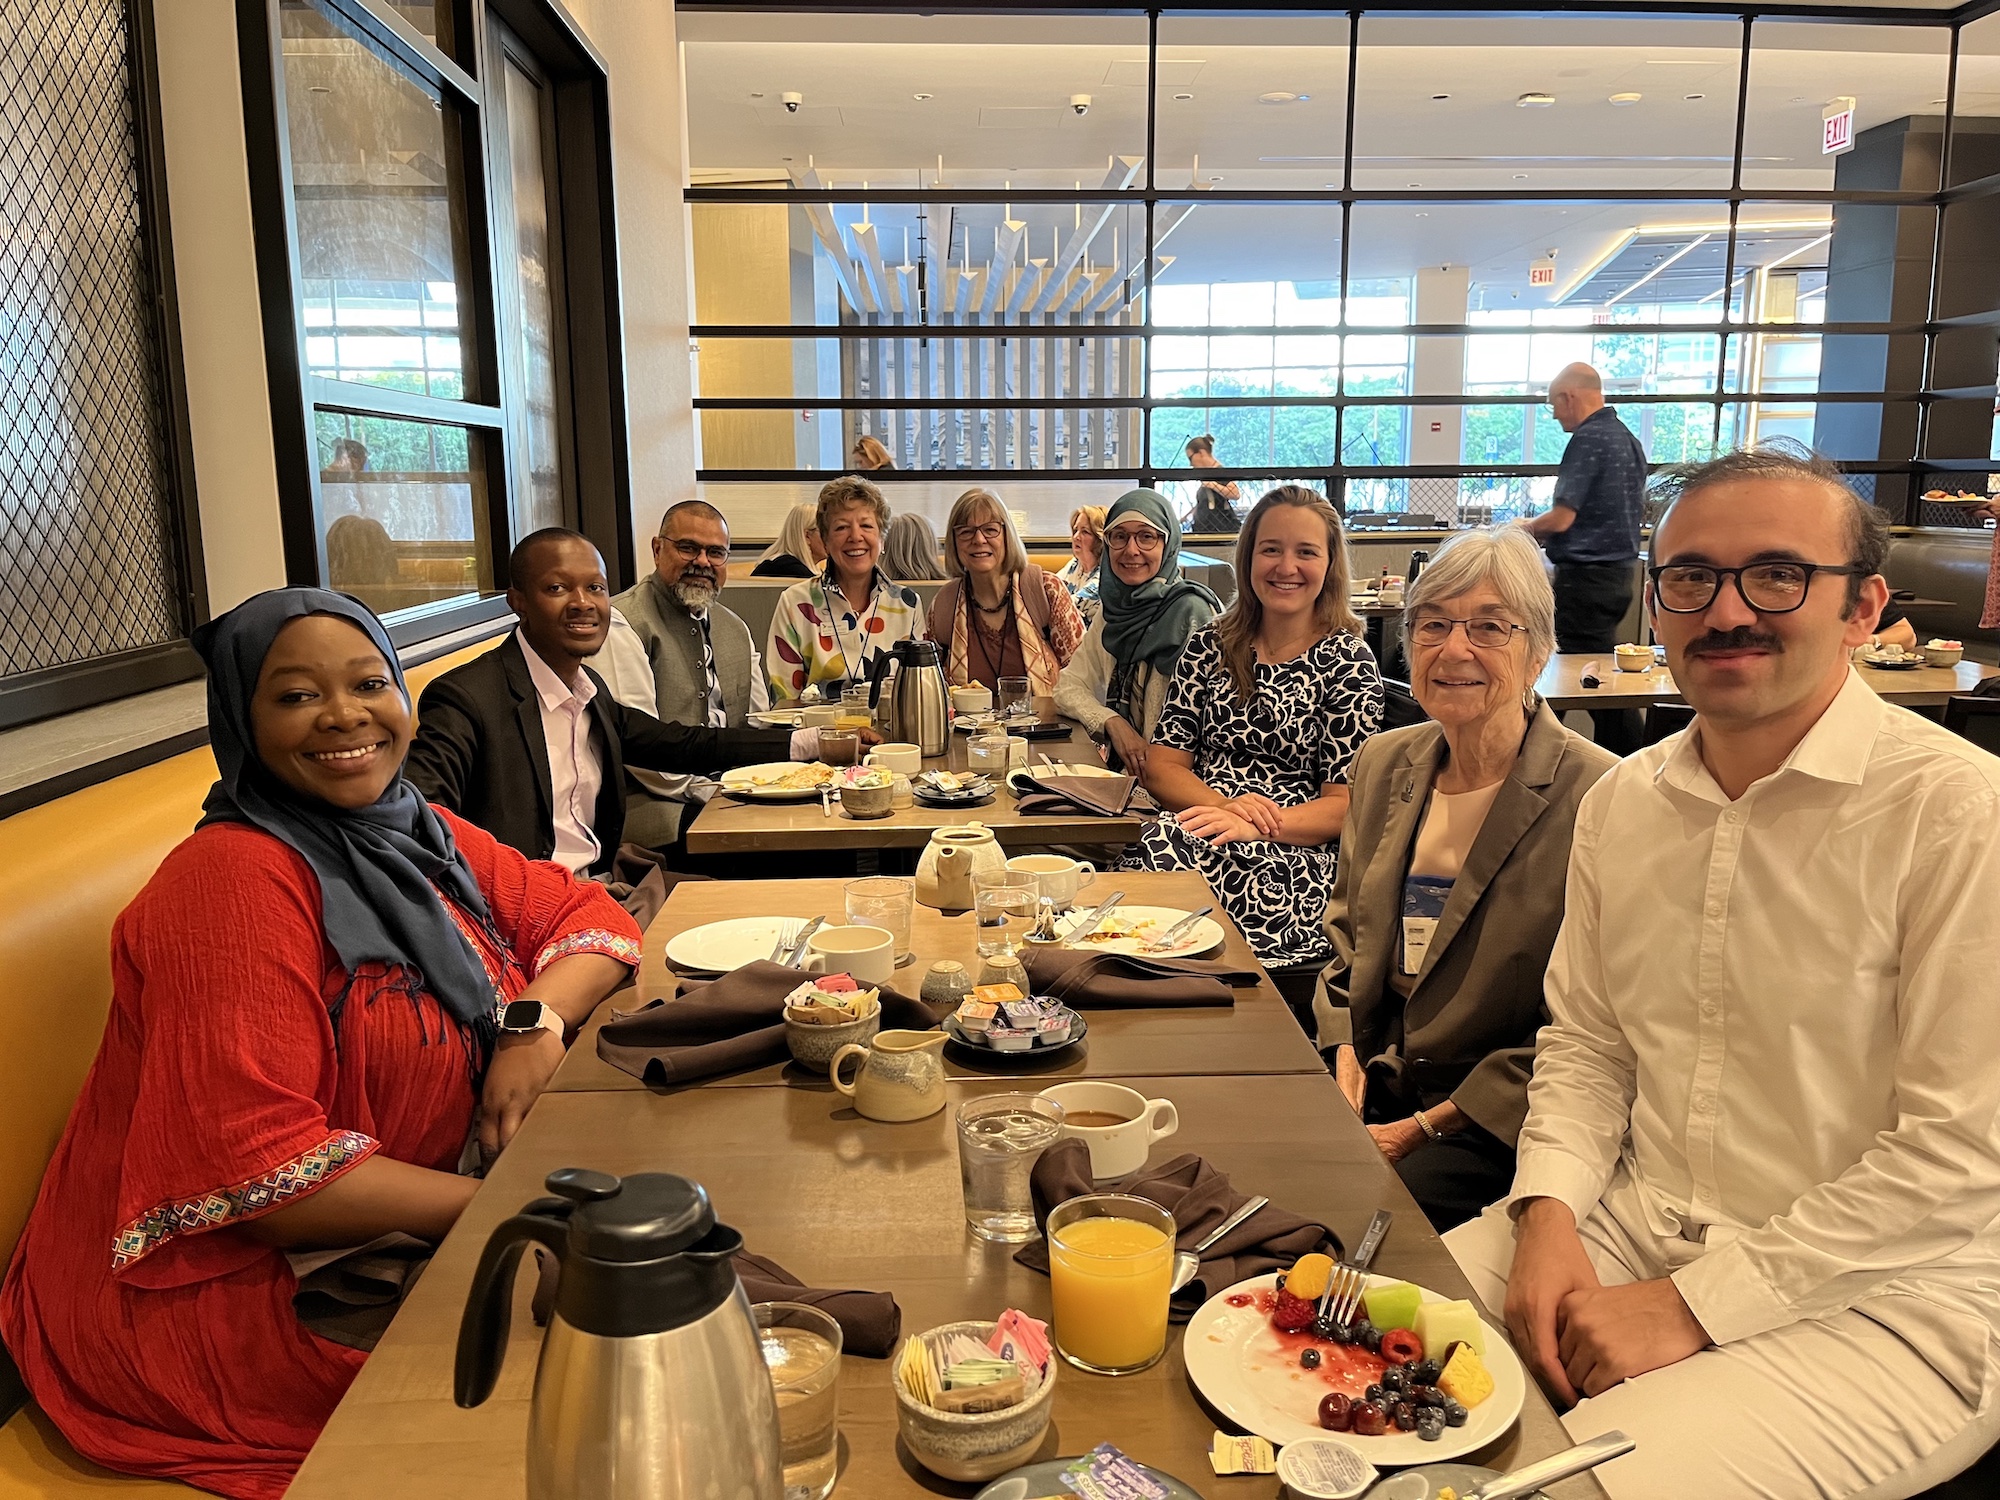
[1181,1253,1524,1465]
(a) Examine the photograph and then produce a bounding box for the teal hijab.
[1097,489,1219,678]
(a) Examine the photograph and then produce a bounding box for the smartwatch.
[499,999,564,1041]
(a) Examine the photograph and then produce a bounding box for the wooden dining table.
[1536,650,2000,712]
[684,720,1145,855]
[549,870,1328,1092]
[288,1072,1605,1500]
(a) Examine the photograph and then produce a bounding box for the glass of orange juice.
[1046,1193,1176,1375]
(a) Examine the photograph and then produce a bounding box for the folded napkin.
[596,960,947,1087]
[1014,1140,1340,1320]
[1022,945,1257,1007]
[736,1251,902,1358]
[289,1233,432,1351]
[1012,769,1138,818]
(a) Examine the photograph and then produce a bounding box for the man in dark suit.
[405,528,802,873]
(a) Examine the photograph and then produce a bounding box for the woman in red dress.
[0,590,642,1498]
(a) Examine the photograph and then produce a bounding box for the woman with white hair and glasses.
[1313,527,1619,1230]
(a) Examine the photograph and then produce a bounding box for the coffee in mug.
[1039,1082,1179,1178]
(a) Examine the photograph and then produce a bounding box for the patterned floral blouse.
[766,566,925,699]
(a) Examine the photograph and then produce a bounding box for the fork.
[1319,1208,1393,1330]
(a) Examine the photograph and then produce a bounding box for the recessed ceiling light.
[1208,174,1225,181]
[750,92,765,99]
[1517,92,1555,109]
[1609,92,1642,106]
[1259,91,1307,105]
[912,92,932,101]
[1684,93,1705,102]
[1414,211,1429,218]
[1513,173,1529,180]
[1408,182,1421,188]
[1174,92,1194,101]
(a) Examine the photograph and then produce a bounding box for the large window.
[240,0,625,636]
[0,0,201,728]
[680,6,2000,537]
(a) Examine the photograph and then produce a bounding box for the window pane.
[283,0,480,400]
[501,56,562,534]
[316,411,494,617]
[1743,22,1950,192]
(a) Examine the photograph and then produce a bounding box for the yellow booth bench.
[0,633,503,1496]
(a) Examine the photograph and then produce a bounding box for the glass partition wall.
[681,5,2000,539]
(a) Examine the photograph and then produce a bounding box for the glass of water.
[755,1301,843,1500]
[845,876,913,962]
[972,867,1038,957]
[957,1093,1066,1242]
[997,674,1033,721]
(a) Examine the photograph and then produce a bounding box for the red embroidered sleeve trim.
[533,928,642,978]
[110,1128,380,1272]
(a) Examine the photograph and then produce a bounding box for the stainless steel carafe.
[455,1168,782,1500]
[869,639,950,756]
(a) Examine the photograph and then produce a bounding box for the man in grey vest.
[591,500,769,848]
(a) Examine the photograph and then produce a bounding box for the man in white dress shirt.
[1444,447,2000,1499]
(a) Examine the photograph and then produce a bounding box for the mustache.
[1684,626,1783,656]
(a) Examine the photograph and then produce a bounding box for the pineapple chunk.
[1437,1343,1495,1408]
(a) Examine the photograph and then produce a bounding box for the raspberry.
[1379,1327,1426,1365]
[1271,1288,1318,1332]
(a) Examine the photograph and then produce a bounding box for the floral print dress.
[1122,625,1383,967]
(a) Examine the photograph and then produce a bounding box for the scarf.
[191,589,501,1043]
[947,573,1062,696]
[1097,489,1219,721]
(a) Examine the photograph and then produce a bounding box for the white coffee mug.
[802,924,895,986]
[1039,1082,1179,1179]
[1007,853,1096,909]
[951,685,993,714]
[800,704,844,728]
[1007,736,1030,771]
[865,742,923,775]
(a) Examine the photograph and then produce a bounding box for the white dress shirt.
[1512,669,2000,1406]
[519,636,603,874]
[594,607,771,804]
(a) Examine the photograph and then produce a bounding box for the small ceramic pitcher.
[829,1029,948,1121]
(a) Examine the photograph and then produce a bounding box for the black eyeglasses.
[1408,616,1529,649]
[1647,561,1866,614]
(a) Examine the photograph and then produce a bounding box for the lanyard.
[820,573,881,681]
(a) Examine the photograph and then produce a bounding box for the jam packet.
[1059,1443,1171,1500]
[1208,1432,1276,1475]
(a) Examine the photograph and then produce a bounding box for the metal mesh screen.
[0,1,182,679]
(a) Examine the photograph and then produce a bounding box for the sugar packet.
[987,1308,1051,1372]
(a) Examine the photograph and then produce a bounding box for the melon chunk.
[1414,1298,1487,1362]
[1360,1280,1423,1332]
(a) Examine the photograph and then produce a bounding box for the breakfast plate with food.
[1183,1255,1524,1465]
[718,761,841,800]
[1050,905,1225,958]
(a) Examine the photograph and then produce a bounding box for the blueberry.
[1355,1321,1382,1352]
[1412,1359,1442,1385]
[1417,1411,1446,1442]
[1365,1383,1387,1404]
[1412,1385,1441,1408]
[1444,1401,1469,1428]
[1392,1401,1418,1431]
[1300,1348,1322,1370]
[1274,1274,1286,1292]
[1383,1368,1409,1393]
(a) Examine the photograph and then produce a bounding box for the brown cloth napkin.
[736,1251,902,1358]
[289,1233,433,1351]
[1022,945,1257,1007]
[1013,769,1138,818]
[1014,1140,1340,1320]
[596,960,948,1087]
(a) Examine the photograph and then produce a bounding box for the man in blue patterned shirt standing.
[1521,362,1647,752]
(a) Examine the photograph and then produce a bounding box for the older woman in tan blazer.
[1314,527,1618,1229]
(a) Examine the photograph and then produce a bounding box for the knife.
[782,916,826,968]
[1060,890,1125,948]
[1143,905,1215,953]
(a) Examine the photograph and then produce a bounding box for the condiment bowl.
[841,781,895,818]
[783,993,880,1067]
[894,1319,1056,1482]
[1924,644,1964,668]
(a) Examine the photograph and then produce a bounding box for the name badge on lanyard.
[1400,876,1452,978]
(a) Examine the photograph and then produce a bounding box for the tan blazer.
[1312,704,1617,1144]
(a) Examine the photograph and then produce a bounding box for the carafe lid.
[896,639,942,665]
[566,1172,716,1264]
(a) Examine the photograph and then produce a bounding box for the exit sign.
[1529,259,1556,288]
[1823,97,1855,155]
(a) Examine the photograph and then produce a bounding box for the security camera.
[782,91,802,113]
[1071,94,1091,116]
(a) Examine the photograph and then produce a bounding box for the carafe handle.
[453,1202,572,1410]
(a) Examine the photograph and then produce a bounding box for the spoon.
[1170,1195,1270,1293]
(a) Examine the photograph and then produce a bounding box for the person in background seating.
[767,476,924,700]
[851,434,895,471]
[751,502,823,580]
[1056,504,1107,622]
[1186,434,1242,535]
[1315,527,1616,1231]
[406,530,799,874]
[882,512,947,581]
[1054,488,1218,776]
[927,487,1085,697]
[1449,447,2000,1499]
[0,589,640,1499]
[589,500,770,852]
[1123,486,1383,970]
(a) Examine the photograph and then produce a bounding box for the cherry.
[1318,1392,1353,1431]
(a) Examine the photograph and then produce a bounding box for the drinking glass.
[997,675,1033,721]
[971,867,1038,957]
[955,1093,1065,1242]
[967,730,1011,776]
[754,1301,843,1499]
[845,876,914,962]
[1045,1194,1176,1375]
[818,729,860,767]
[839,683,876,730]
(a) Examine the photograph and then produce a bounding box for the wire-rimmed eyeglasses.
[1408,616,1529,649]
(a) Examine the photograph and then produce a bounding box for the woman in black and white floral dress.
[1123,487,1383,969]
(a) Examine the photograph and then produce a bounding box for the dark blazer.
[404,633,792,868]
[1312,704,1618,1144]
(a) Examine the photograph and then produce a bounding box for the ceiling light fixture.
[1517,92,1555,109]
[1431,93,1450,101]
[1174,92,1194,101]
[913,92,932,101]
[1684,93,1705,101]
[1259,91,1308,104]
[1609,92,1642,106]
[1415,211,1429,218]
[750,92,765,99]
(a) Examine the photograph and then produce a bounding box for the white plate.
[746,709,806,729]
[1053,904,1224,958]
[1183,1272,1525,1466]
[663,916,809,974]
[718,762,839,801]
[1922,493,1990,506]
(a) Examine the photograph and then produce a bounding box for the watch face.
[502,999,543,1031]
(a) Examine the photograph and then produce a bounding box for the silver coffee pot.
[869,639,950,756]
[455,1168,782,1500]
